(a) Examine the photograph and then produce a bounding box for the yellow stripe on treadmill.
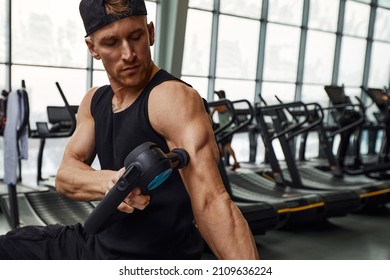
[277,202,325,214]
[360,188,390,198]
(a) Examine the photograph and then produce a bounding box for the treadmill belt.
[226,171,328,225]
[25,192,94,226]
[292,166,390,207]
[0,191,95,227]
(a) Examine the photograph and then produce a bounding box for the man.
[0,0,259,260]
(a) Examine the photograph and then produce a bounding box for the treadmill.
[344,86,390,179]
[0,81,94,229]
[324,85,367,170]
[257,99,390,210]
[323,85,390,181]
[209,98,333,227]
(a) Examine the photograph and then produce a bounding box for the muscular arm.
[55,87,111,201]
[55,88,149,213]
[149,82,259,260]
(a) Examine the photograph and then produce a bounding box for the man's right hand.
[106,167,151,213]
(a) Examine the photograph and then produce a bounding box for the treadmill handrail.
[30,82,77,139]
[210,99,256,144]
[361,86,390,119]
[273,96,325,141]
[53,82,77,138]
[320,101,366,138]
[230,99,255,133]
[257,101,310,141]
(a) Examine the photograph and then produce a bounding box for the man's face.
[86,16,155,90]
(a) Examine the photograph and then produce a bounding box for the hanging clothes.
[3,90,29,185]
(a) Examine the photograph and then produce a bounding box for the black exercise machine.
[351,86,390,179]
[0,81,94,229]
[256,98,390,210]
[325,85,390,180]
[254,100,366,216]
[30,82,79,186]
[324,85,367,169]
[208,98,333,229]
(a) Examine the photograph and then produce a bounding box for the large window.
[1,0,157,178]
[268,0,303,26]
[343,1,370,37]
[182,0,390,162]
[368,6,390,88]
[184,0,263,102]
[338,36,367,86]
[12,0,86,68]
[308,0,339,32]
[303,31,336,85]
[301,85,330,107]
[374,7,390,41]
[2,0,390,168]
[261,82,296,104]
[378,0,390,8]
[220,0,262,19]
[182,9,212,77]
[263,23,300,83]
[302,0,339,108]
[0,64,5,90]
[181,5,213,99]
[368,41,390,87]
[188,0,213,11]
[12,66,86,122]
[0,0,6,63]
[214,79,256,102]
[216,15,259,80]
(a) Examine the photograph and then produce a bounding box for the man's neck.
[110,63,160,112]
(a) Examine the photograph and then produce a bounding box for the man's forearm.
[55,157,114,202]
[195,197,259,260]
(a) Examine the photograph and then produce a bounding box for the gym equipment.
[258,98,390,210]
[325,85,390,180]
[30,82,78,186]
[345,86,390,179]
[324,85,366,169]
[84,142,189,234]
[0,81,94,229]
[209,98,333,228]
[254,100,364,216]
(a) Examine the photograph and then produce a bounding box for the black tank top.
[89,69,203,259]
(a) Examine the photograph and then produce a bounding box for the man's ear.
[85,38,101,60]
[148,22,155,46]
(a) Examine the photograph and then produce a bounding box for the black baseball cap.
[79,0,148,37]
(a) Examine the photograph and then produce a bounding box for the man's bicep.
[172,105,223,202]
